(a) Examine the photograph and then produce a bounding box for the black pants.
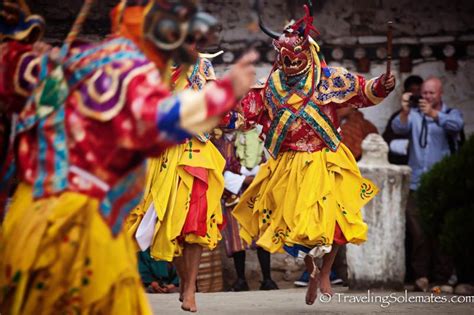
[406,191,453,283]
[332,245,347,282]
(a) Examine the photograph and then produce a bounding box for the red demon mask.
[256,1,320,77]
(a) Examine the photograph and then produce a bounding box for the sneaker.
[260,279,279,290]
[330,278,344,285]
[330,271,344,285]
[454,283,474,295]
[440,285,454,294]
[448,274,458,286]
[231,278,249,292]
[415,277,430,292]
[294,271,309,287]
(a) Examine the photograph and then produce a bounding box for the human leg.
[181,243,203,312]
[319,244,340,296]
[257,247,278,290]
[231,250,250,291]
[331,244,347,285]
[406,191,431,291]
[304,255,319,305]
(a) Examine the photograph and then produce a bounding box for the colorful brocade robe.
[0,37,236,233]
[238,65,388,158]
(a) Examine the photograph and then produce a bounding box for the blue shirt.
[391,103,464,190]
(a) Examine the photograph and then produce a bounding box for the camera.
[409,95,422,108]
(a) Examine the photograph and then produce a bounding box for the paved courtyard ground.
[148,287,474,314]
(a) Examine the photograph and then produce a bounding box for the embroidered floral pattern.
[360,183,374,200]
[261,208,273,224]
[184,140,201,159]
[271,228,289,245]
[247,194,260,210]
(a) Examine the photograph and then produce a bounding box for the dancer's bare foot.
[304,255,319,305]
[319,272,334,296]
[181,291,197,312]
[180,243,202,312]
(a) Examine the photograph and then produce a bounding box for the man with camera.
[392,76,464,292]
[383,75,424,165]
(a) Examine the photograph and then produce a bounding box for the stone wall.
[29,0,474,44]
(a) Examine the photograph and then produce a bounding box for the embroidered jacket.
[238,65,388,158]
[0,37,235,233]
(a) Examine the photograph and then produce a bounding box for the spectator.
[383,75,423,282]
[383,75,423,165]
[391,76,464,292]
[138,249,180,294]
[212,127,279,291]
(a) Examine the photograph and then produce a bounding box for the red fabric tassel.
[181,166,209,237]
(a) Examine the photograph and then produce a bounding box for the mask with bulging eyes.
[255,0,319,77]
[143,0,220,65]
[273,29,312,77]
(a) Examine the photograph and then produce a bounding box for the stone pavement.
[148,287,474,314]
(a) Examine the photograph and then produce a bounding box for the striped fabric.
[221,204,248,257]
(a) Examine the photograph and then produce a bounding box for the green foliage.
[417,135,474,281]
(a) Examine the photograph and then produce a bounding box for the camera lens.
[409,95,421,108]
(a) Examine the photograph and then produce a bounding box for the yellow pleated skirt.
[0,183,152,315]
[127,138,225,262]
[232,143,377,253]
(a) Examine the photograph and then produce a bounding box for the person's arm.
[391,112,412,136]
[437,108,464,133]
[76,52,257,155]
[161,78,238,138]
[237,88,265,128]
[390,92,412,136]
[328,68,395,108]
[111,71,240,153]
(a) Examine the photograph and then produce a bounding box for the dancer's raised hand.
[226,50,259,99]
